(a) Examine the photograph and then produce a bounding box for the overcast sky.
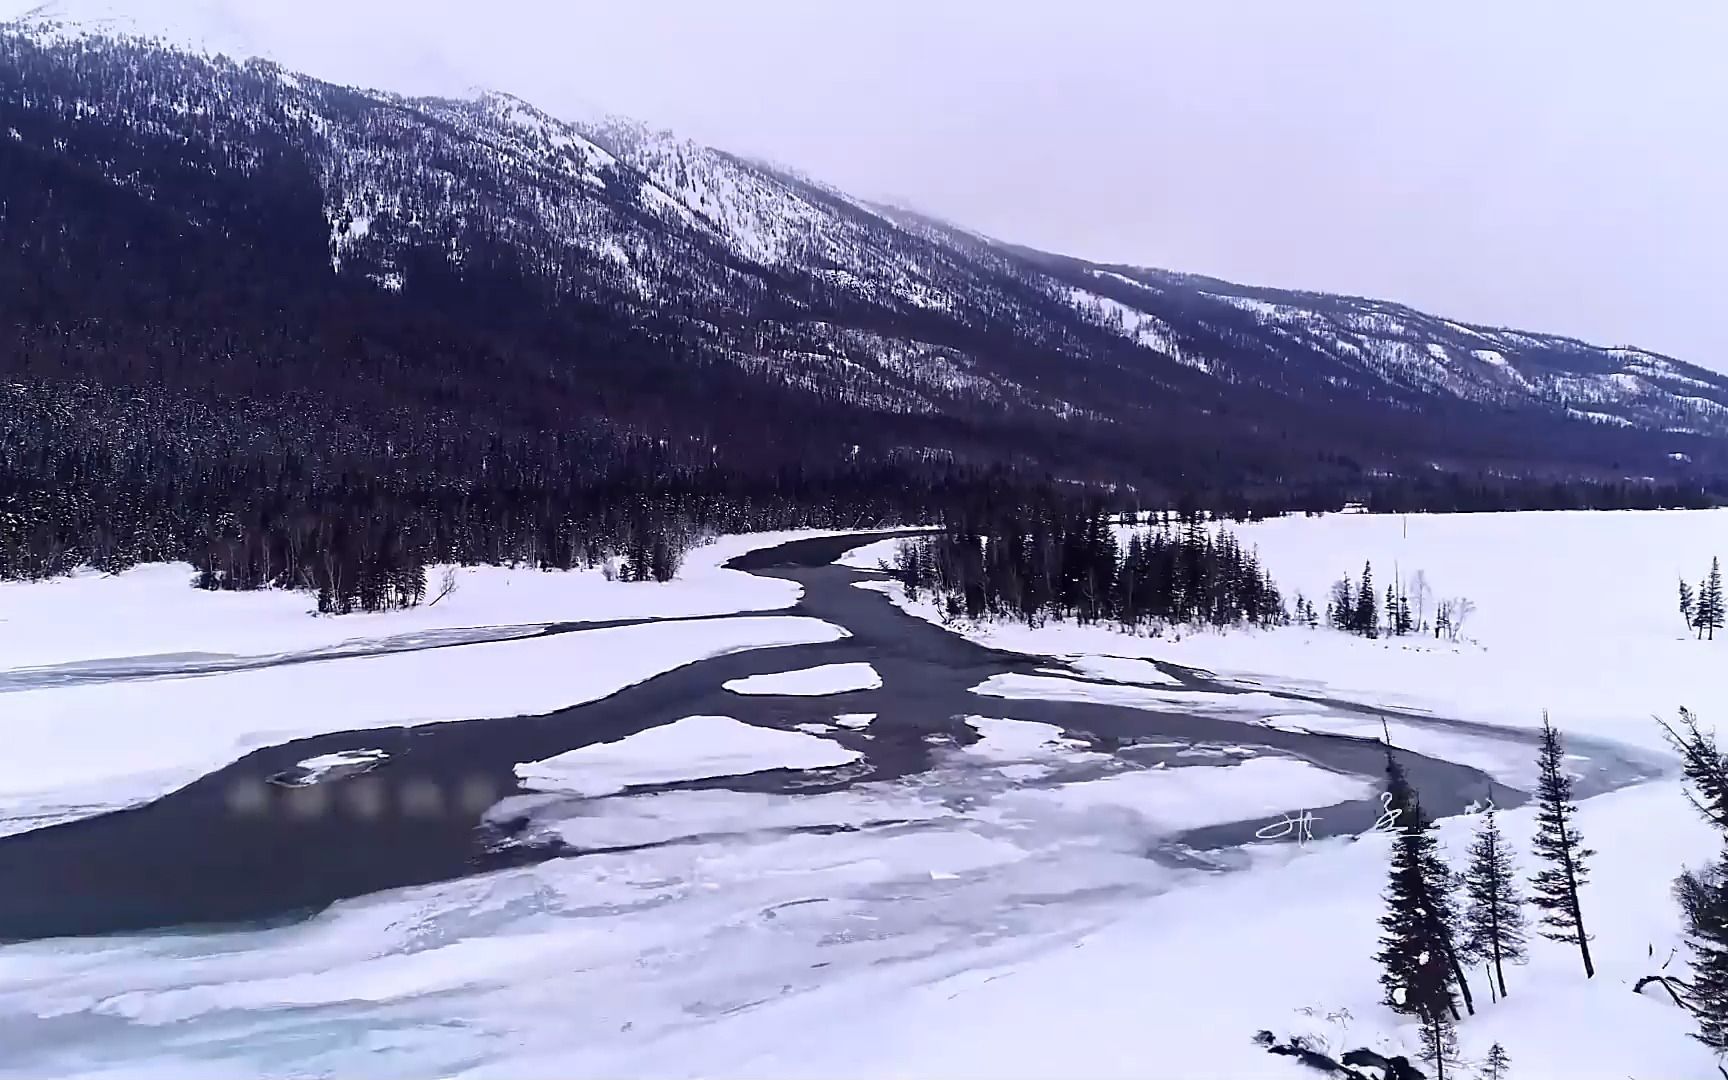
[20,0,1728,369]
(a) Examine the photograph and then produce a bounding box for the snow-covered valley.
[1,511,1724,1077]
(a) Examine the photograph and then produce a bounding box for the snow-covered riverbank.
[0,512,1717,1078]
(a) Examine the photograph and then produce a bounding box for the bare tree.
[1455,597,1477,640]
[428,566,459,606]
[1437,596,1476,642]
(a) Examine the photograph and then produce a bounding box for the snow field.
[869,509,1728,755]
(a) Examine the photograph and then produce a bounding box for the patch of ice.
[1002,756,1369,832]
[272,749,388,788]
[962,716,1090,761]
[723,662,882,697]
[1061,655,1181,686]
[516,715,863,798]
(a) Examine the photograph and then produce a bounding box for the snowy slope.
[5,6,1728,479]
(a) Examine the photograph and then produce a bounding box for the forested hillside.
[1,19,1722,609]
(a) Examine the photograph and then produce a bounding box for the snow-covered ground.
[1,512,1722,1078]
[686,779,1717,1080]
[879,508,1728,756]
[0,528,845,673]
[833,535,906,570]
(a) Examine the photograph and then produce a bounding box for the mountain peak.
[3,0,266,59]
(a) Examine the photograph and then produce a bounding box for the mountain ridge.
[4,12,1726,489]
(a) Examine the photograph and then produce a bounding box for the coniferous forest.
[889,508,1285,630]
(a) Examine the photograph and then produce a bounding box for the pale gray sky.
[20,0,1728,369]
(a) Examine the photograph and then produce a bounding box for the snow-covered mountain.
[4,9,1726,487]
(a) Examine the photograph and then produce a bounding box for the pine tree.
[1530,712,1596,977]
[1703,558,1726,641]
[1682,577,1699,634]
[1687,845,1728,1052]
[1461,809,1527,999]
[1480,1041,1511,1080]
[1376,753,1463,1025]
[1358,562,1380,639]
[1660,707,1728,831]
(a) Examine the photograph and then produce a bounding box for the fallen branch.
[1634,973,1694,1012]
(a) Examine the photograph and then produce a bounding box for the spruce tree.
[1664,708,1728,1051]
[1480,1042,1511,1080]
[1461,809,1527,999]
[1530,712,1596,977]
[1376,752,1464,1025]
[1703,558,1726,641]
[1660,707,1728,831]
[1682,577,1699,635]
[1358,562,1380,639]
[1686,845,1728,1052]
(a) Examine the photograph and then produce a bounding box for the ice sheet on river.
[722,662,882,697]
[516,716,864,798]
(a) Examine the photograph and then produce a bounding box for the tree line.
[1324,562,1475,641]
[889,507,1286,631]
[0,379,1072,614]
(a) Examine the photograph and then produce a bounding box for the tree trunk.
[1561,831,1596,978]
[1574,890,1596,978]
[1445,943,1477,1015]
[1492,937,1508,999]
